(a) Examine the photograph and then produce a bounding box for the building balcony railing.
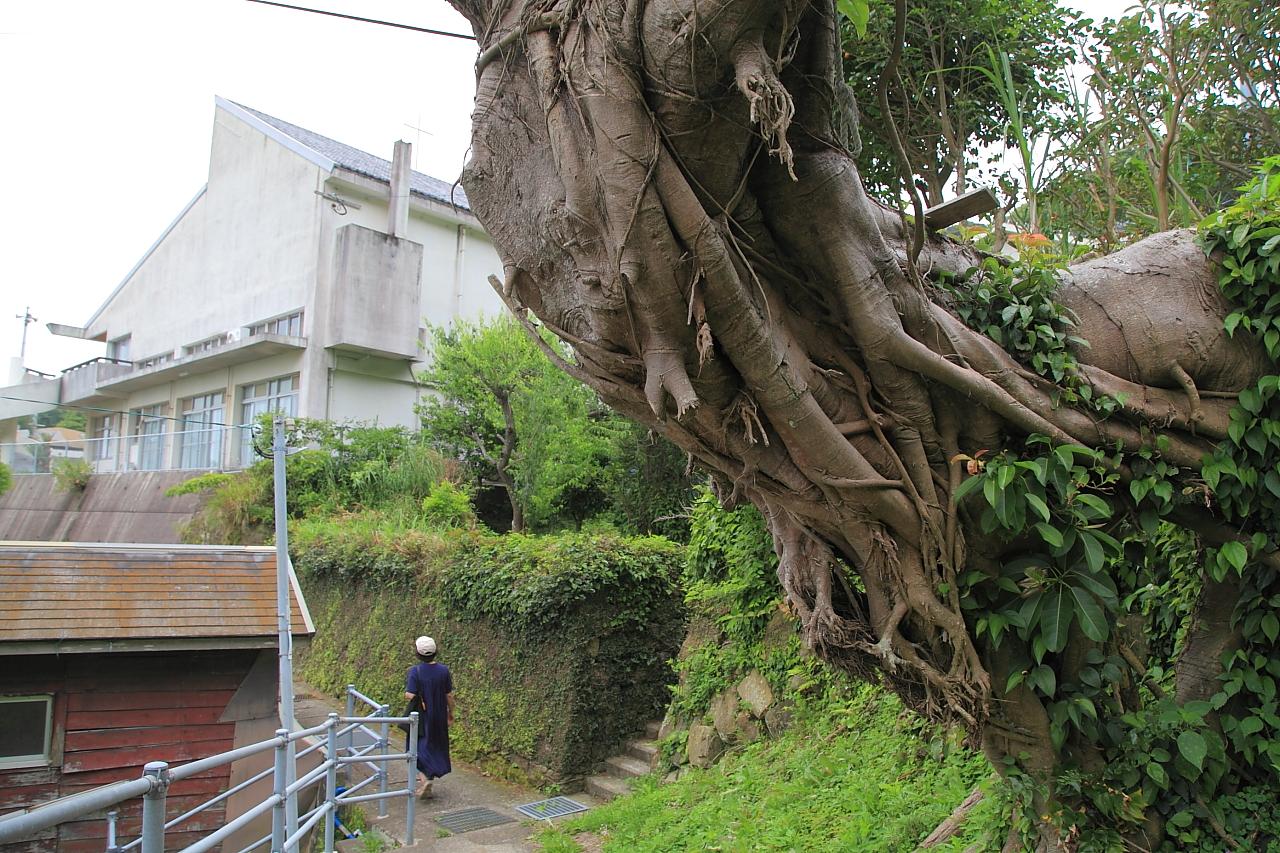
[0,427,255,475]
[59,357,134,405]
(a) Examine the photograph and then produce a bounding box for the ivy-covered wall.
[292,527,685,786]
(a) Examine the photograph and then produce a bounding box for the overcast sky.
[0,0,1127,377]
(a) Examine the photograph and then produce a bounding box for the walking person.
[405,635,454,798]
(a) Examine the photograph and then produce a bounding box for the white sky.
[0,0,1129,377]
[0,0,480,376]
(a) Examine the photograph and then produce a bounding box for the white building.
[3,98,504,473]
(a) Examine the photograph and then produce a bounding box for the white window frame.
[248,310,304,338]
[0,694,54,770]
[239,375,299,464]
[179,392,225,470]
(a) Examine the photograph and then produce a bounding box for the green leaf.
[835,0,870,37]
[1074,493,1112,520]
[1079,530,1105,574]
[1177,730,1207,771]
[1040,587,1074,653]
[1029,663,1056,697]
[1263,613,1279,643]
[1130,479,1152,503]
[1069,586,1107,642]
[1240,387,1263,414]
[953,474,983,502]
[1024,492,1051,522]
[1221,541,1249,572]
[1034,522,1064,548]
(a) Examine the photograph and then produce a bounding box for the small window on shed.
[0,695,53,768]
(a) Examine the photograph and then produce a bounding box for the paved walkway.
[294,682,598,852]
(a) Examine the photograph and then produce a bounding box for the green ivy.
[939,161,1280,847]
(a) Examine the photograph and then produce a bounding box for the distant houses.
[0,542,314,853]
[1,98,505,475]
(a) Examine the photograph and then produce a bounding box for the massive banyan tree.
[444,0,1272,842]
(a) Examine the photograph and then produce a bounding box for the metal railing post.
[324,714,338,853]
[271,730,288,853]
[342,685,356,765]
[404,711,418,847]
[376,705,390,819]
[140,762,169,853]
[105,810,120,853]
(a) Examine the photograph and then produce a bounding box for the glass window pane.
[0,698,49,761]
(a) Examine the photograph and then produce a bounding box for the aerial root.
[731,37,797,179]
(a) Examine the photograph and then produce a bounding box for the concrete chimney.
[388,140,412,238]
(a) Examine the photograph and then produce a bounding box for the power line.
[0,394,254,431]
[243,0,476,41]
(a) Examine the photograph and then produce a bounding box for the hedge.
[292,525,685,786]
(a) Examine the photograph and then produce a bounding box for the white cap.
[415,636,437,656]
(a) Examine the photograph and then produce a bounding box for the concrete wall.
[327,224,423,360]
[0,472,209,543]
[85,114,326,360]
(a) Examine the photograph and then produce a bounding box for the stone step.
[605,755,650,779]
[585,773,632,801]
[643,720,661,739]
[626,739,658,763]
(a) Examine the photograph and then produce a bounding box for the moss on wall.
[293,527,685,786]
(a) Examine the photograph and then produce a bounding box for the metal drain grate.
[514,796,589,820]
[435,806,516,834]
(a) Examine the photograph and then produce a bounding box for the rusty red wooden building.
[0,542,313,853]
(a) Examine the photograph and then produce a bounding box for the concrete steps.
[583,721,662,802]
[626,739,657,763]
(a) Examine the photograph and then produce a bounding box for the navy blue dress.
[405,662,453,779]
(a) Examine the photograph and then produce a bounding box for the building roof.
[225,99,470,210]
[0,542,314,654]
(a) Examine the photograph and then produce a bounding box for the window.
[184,333,233,356]
[240,375,298,464]
[179,392,225,470]
[108,335,132,363]
[91,415,118,461]
[248,311,304,338]
[130,404,166,470]
[136,351,174,371]
[0,695,53,769]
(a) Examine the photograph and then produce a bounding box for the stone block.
[765,703,794,737]
[686,724,724,769]
[737,670,775,717]
[735,711,762,743]
[710,687,739,738]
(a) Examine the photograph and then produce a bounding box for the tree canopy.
[418,317,695,534]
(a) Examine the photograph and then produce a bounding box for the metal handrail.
[0,693,419,853]
[0,776,157,843]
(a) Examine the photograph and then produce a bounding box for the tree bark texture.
[445,0,1268,802]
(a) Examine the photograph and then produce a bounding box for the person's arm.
[446,692,455,725]
[405,667,417,701]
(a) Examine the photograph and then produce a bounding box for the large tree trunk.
[445,0,1269,841]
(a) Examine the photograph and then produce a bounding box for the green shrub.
[50,457,91,492]
[292,524,686,782]
[165,472,235,497]
[0,461,11,495]
[420,481,475,529]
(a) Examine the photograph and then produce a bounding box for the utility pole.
[15,306,35,362]
[272,416,299,842]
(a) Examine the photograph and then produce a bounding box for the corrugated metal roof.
[228,101,471,210]
[0,542,314,645]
